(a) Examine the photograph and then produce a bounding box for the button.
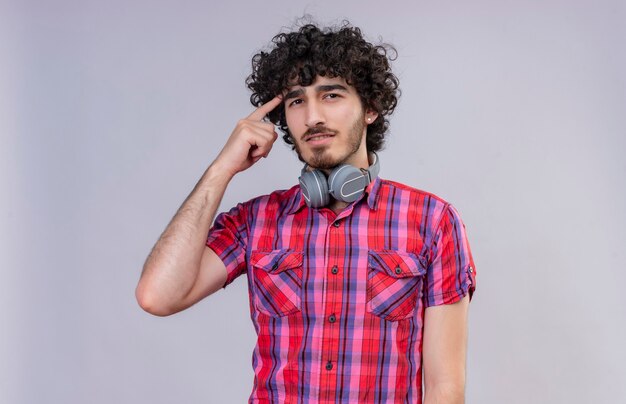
[328,314,336,323]
[395,266,402,274]
[331,266,338,275]
[325,361,333,371]
[332,221,341,228]
[469,266,474,273]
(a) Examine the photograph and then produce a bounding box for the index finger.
[247,95,283,121]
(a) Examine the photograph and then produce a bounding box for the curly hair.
[246,21,400,153]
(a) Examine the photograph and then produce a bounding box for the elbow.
[135,282,178,317]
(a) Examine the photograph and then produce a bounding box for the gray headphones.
[298,153,380,208]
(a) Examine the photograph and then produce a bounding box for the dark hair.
[246,21,400,153]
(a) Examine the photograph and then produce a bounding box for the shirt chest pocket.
[367,250,427,321]
[250,249,304,317]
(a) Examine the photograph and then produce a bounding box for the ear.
[364,110,379,125]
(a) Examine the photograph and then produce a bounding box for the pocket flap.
[368,250,427,278]
[251,250,303,274]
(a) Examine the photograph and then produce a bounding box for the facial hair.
[292,111,366,170]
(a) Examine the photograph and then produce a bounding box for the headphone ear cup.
[328,164,368,203]
[299,169,330,208]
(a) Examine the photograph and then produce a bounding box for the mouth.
[304,133,335,142]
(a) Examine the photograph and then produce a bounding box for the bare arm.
[135,96,282,316]
[423,295,470,404]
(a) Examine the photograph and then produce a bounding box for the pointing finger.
[247,95,283,121]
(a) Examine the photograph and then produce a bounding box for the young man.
[136,22,476,403]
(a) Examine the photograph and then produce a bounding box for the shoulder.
[240,184,301,212]
[378,179,448,202]
[376,178,467,230]
[378,178,451,209]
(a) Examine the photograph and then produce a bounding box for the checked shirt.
[206,176,477,403]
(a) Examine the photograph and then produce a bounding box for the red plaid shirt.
[206,177,476,403]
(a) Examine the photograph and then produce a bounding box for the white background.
[1,0,625,403]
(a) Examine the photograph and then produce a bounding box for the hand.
[213,96,283,178]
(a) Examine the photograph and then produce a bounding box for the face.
[283,76,378,170]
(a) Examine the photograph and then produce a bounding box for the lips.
[303,127,337,142]
[304,133,335,142]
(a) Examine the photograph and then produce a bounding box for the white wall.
[1,0,625,403]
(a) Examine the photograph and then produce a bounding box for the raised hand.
[213,96,283,178]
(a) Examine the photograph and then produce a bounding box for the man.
[136,22,476,403]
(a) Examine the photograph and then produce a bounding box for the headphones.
[298,153,380,208]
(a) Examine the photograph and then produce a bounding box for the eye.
[288,99,303,107]
[323,93,340,100]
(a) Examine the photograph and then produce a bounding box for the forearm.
[423,382,465,404]
[136,163,232,314]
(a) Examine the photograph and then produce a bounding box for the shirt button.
[332,221,341,228]
[328,314,336,323]
[469,266,474,273]
[325,361,333,371]
[395,266,402,274]
[331,266,338,275]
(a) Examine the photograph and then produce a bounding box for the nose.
[305,100,325,128]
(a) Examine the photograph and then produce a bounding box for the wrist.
[204,160,235,188]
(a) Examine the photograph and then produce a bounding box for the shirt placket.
[319,214,348,402]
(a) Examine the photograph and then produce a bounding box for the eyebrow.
[283,84,349,102]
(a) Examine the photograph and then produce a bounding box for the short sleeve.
[206,203,249,289]
[424,203,477,307]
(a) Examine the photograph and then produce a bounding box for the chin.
[307,150,345,170]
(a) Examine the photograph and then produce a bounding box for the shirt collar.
[287,176,382,215]
[366,175,382,210]
[286,186,307,215]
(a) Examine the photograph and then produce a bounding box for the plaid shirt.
[206,177,476,403]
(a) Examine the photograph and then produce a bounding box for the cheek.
[284,110,300,132]
[336,104,363,123]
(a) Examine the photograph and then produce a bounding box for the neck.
[328,199,349,214]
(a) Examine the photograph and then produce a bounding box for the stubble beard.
[292,113,366,170]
